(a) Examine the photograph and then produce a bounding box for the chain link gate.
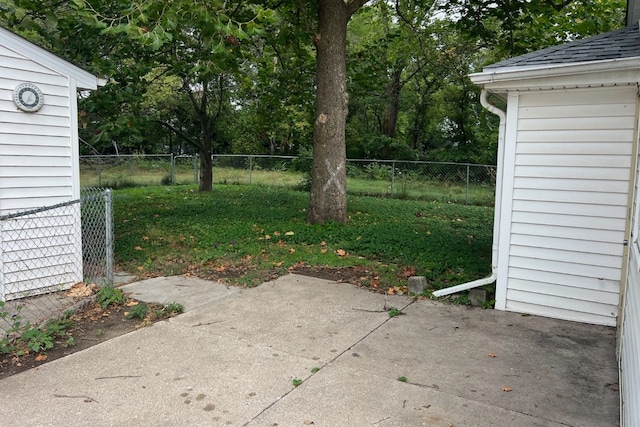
[0,188,113,332]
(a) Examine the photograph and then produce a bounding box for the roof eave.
[0,27,104,90]
[470,56,640,89]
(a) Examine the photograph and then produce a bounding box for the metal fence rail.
[80,154,496,205]
[0,188,113,333]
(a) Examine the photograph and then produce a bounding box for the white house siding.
[501,87,637,326]
[0,44,74,214]
[620,132,640,426]
[621,248,640,426]
[0,43,82,299]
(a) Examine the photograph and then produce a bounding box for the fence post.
[104,189,114,285]
[466,164,470,204]
[97,159,102,187]
[249,156,253,185]
[391,161,396,195]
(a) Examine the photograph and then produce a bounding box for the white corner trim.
[495,92,520,310]
[69,78,81,200]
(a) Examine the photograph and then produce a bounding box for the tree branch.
[346,0,371,18]
[545,0,574,12]
[154,120,202,150]
[229,0,242,18]
[215,75,225,120]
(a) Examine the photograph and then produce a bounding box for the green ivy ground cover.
[113,185,493,292]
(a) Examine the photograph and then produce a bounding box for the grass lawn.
[81,159,495,206]
[113,184,494,298]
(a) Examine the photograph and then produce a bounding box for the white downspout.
[432,89,506,297]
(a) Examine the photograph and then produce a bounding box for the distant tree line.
[1,0,625,219]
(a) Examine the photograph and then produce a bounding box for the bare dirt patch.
[0,300,163,380]
[288,264,376,286]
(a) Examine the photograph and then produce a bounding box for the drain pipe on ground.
[432,90,506,298]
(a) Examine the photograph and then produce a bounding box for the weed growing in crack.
[388,307,402,317]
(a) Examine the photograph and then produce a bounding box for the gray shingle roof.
[485,24,640,69]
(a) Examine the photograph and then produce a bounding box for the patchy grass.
[113,185,493,292]
[81,159,495,205]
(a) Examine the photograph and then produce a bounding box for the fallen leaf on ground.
[126,301,139,307]
[488,353,497,358]
[35,354,47,362]
[285,231,295,236]
[336,249,347,256]
[134,246,143,251]
[66,282,97,298]
[401,265,416,278]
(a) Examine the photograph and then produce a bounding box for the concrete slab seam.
[241,298,417,426]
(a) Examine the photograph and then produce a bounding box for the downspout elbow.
[480,90,507,123]
[432,90,506,298]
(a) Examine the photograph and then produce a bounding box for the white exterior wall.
[0,43,82,300]
[0,44,74,214]
[620,119,640,425]
[621,249,640,426]
[498,86,637,326]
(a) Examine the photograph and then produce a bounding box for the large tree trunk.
[382,68,402,138]
[307,0,363,224]
[199,144,213,191]
[198,111,213,192]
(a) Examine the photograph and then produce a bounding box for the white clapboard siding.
[620,248,640,426]
[503,87,636,326]
[512,199,627,219]
[0,133,70,145]
[0,49,73,214]
[509,267,619,293]
[0,33,90,301]
[619,129,640,426]
[515,188,629,205]
[517,141,633,155]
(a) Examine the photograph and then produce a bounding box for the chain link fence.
[80,154,496,205]
[0,188,113,334]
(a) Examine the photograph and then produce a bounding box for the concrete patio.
[0,274,619,426]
